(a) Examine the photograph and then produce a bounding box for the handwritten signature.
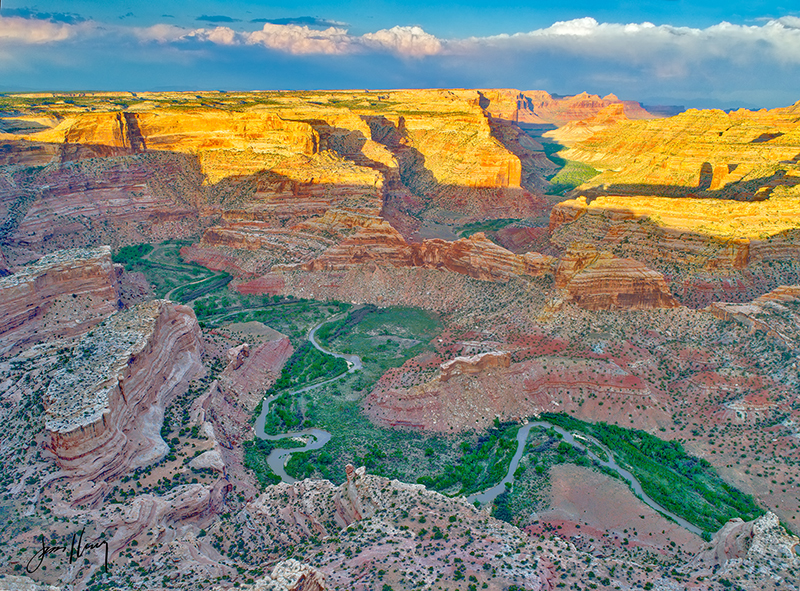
[26,529,110,574]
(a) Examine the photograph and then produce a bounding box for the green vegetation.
[455,218,520,239]
[112,240,221,299]
[315,304,440,384]
[112,243,153,266]
[540,413,764,531]
[546,160,599,195]
[260,342,348,435]
[247,304,512,493]
[416,422,520,495]
[243,438,303,487]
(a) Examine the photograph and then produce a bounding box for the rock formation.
[478,89,655,126]
[0,247,121,355]
[236,560,327,591]
[543,103,632,146]
[555,244,680,310]
[689,512,799,580]
[708,284,800,347]
[44,300,204,499]
[367,354,665,432]
[218,334,293,410]
[286,225,556,283]
[439,351,511,381]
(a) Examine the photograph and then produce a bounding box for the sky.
[1,1,800,108]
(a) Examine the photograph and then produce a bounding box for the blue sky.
[1,1,800,108]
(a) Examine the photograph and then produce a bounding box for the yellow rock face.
[549,102,800,272]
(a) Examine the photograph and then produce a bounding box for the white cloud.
[0,15,80,43]
[245,24,353,54]
[362,26,442,57]
[453,17,800,70]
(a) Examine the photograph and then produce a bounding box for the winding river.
[253,313,358,483]
[253,312,703,535]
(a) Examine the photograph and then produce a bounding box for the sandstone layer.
[289,226,556,283]
[366,354,667,432]
[479,89,655,126]
[44,300,204,497]
[0,246,121,355]
[555,244,680,310]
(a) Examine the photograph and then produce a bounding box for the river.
[253,312,703,535]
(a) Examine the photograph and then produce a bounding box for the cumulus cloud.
[454,17,800,70]
[245,24,353,54]
[0,15,83,43]
[362,26,441,57]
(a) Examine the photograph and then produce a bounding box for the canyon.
[1,89,799,591]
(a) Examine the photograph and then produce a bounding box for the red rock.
[44,300,205,500]
[0,246,121,355]
[219,337,293,410]
[286,223,556,283]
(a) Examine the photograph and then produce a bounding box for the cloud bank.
[3,14,800,63]
[2,14,800,106]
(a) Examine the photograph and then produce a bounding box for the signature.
[26,529,110,574]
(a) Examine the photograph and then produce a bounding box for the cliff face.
[0,246,121,354]
[555,244,679,310]
[44,300,204,499]
[479,89,655,125]
[290,225,556,282]
[548,104,800,274]
[366,354,666,432]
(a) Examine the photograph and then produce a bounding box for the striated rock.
[44,300,204,496]
[689,512,799,578]
[101,481,230,555]
[439,351,511,382]
[367,355,665,432]
[554,244,680,310]
[0,246,121,355]
[290,224,556,283]
[237,560,327,591]
[479,89,655,126]
[708,285,800,347]
[218,335,293,410]
[543,103,632,146]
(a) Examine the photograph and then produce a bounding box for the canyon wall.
[44,300,204,501]
[0,246,121,354]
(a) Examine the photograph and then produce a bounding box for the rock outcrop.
[218,335,293,410]
[289,225,556,283]
[689,512,799,581]
[555,244,680,310]
[708,285,800,346]
[479,89,655,126]
[237,560,327,591]
[367,354,665,432]
[0,247,121,355]
[543,103,632,146]
[44,300,204,498]
[439,351,511,382]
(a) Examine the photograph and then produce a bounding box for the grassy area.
[315,304,441,385]
[113,240,218,298]
[546,160,600,195]
[455,218,520,239]
[243,438,303,487]
[259,342,349,435]
[540,413,764,532]
[249,304,521,493]
[202,299,350,344]
[417,421,521,496]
